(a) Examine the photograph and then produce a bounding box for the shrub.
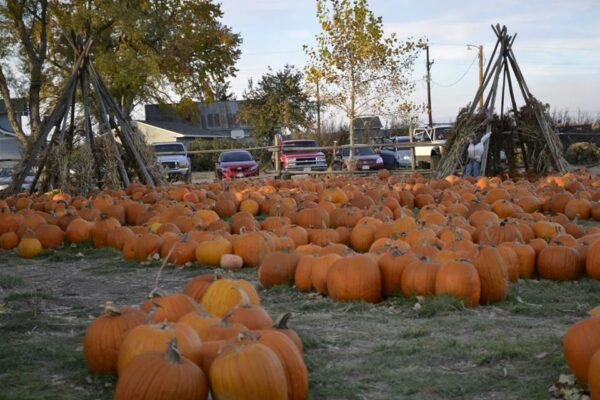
[565,142,600,165]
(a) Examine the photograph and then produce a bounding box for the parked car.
[150,142,192,183]
[379,136,412,169]
[413,125,452,168]
[278,139,327,172]
[215,150,259,179]
[333,147,384,171]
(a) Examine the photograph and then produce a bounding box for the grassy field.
[0,246,598,400]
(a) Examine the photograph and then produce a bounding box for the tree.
[304,0,423,158]
[0,0,241,149]
[239,65,313,144]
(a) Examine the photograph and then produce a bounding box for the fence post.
[332,140,337,170]
[409,125,416,171]
[274,135,281,178]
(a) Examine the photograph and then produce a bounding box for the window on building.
[207,113,221,128]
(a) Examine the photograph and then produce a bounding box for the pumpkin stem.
[165,338,183,364]
[101,301,122,316]
[231,286,251,308]
[273,312,292,329]
[237,330,259,342]
[144,301,161,324]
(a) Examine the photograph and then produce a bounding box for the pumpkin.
[92,214,121,248]
[196,339,228,376]
[258,250,302,289]
[17,232,43,258]
[33,223,65,249]
[115,339,208,400]
[401,258,440,297]
[220,253,244,269]
[83,302,146,374]
[183,274,222,303]
[500,242,536,279]
[117,321,202,375]
[178,307,220,336]
[228,288,273,330]
[140,291,198,323]
[105,226,135,250]
[198,313,248,341]
[474,246,508,304]
[563,316,600,384]
[327,254,382,303]
[233,231,278,267]
[0,231,19,249]
[497,244,520,282]
[378,247,418,296]
[588,349,600,400]
[210,341,288,400]
[311,253,343,295]
[122,233,163,262]
[270,312,303,353]
[585,239,600,280]
[201,279,260,317]
[250,331,308,400]
[537,245,582,281]
[294,255,317,292]
[65,217,94,244]
[435,259,481,306]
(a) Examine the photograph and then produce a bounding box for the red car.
[278,139,327,172]
[215,150,259,179]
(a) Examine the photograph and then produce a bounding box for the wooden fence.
[158,139,447,178]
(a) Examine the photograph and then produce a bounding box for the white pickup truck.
[151,142,192,183]
[413,125,452,168]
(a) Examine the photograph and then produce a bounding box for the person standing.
[464,131,492,177]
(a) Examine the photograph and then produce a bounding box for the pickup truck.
[150,142,192,183]
[278,139,327,173]
[413,125,452,168]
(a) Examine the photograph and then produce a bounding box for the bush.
[565,142,600,165]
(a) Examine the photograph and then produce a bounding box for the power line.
[431,55,478,87]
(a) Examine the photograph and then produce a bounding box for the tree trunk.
[0,66,28,144]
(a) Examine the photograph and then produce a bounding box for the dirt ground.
[0,246,599,400]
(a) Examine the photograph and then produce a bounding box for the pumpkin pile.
[83,275,308,400]
[562,307,600,399]
[1,170,600,306]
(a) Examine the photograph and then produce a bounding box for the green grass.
[0,251,598,399]
[0,273,25,289]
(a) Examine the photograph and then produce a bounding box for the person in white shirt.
[464,131,492,177]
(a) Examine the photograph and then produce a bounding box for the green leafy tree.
[304,0,423,157]
[239,65,313,144]
[0,0,241,149]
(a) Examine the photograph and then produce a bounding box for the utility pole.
[425,45,434,127]
[467,44,484,110]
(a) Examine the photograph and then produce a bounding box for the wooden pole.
[9,72,81,193]
[80,65,104,189]
[409,125,416,171]
[89,64,155,185]
[88,64,130,187]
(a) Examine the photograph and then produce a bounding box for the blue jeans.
[464,159,481,177]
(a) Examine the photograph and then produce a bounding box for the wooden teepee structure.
[9,38,164,195]
[435,25,568,178]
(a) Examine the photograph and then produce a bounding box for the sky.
[219,0,600,125]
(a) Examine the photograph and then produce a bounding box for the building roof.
[140,100,251,139]
[136,120,250,139]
